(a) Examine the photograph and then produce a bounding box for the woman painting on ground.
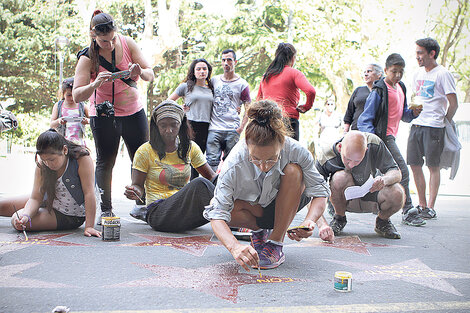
[0,129,101,237]
[204,100,333,270]
[73,10,154,223]
[124,100,217,232]
[168,58,214,179]
[257,43,316,141]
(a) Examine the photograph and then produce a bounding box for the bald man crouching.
[316,131,404,239]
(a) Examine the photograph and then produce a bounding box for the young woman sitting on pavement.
[0,129,101,237]
[203,100,333,270]
[124,100,217,232]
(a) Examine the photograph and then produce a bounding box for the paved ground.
[1,153,469,312]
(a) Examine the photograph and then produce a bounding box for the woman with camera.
[73,10,154,223]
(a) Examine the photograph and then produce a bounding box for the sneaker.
[130,204,148,222]
[258,241,285,270]
[251,229,269,254]
[375,217,401,239]
[402,207,426,226]
[231,228,253,241]
[329,215,347,235]
[97,210,115,226]
[418,206,437,219]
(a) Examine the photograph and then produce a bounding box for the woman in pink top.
[257,43,316,140]
[73,10,155,223]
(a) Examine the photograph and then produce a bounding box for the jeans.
[206,129,240,171]
[90,109,149,211]
[384,135,412,211]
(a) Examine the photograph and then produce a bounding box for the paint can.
[101,216,120,241]
[334,271,352,292]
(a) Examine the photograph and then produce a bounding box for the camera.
[95,101,115,117]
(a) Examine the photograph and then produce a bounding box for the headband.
[152,100,184,124]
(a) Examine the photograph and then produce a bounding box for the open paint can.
[334,271,352,292]
[102,216,121,241]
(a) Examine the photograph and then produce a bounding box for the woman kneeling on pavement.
[203,100,333,270]
[0,129,101,237]
[124,100,216,232]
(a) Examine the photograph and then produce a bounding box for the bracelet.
[22,214,32,228]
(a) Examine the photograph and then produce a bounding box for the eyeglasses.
[92,20,115,33]
[249,154,281,166]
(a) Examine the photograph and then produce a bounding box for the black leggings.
[384,135,412,211]
[189,120,210,180]
[90,109,149,211]
[289,118,300,141]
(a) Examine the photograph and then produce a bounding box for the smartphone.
[287,226,310,233]
[110,70,130,80]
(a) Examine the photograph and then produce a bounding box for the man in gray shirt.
[206,49,251,172]
[316,131,404,239]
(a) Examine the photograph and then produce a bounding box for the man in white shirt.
[407,37,458,220]
[206,49,251,172]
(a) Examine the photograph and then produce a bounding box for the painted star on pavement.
[122,233,223,257]
[0,233,88,247]
[0,262,69,288]
[109,262,306,303]
[0,233,30,254]
[325,258,470,296]
[289,235,407,255]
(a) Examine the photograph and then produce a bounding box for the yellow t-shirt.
[133,141,206,205]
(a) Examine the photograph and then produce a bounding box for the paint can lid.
[334,271,352,279]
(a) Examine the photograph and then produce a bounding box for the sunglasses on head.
[62,81,73,88]
[92,20,115,33]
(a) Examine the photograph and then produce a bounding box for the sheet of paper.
[62,116,84,123]
[344,176,374,200]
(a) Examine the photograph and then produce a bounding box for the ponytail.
[262,43,297,83]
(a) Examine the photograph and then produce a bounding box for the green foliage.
[0,0,82,114]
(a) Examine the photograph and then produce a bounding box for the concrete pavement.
[0,154,469,312]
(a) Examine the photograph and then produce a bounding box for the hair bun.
[93,9,103,17]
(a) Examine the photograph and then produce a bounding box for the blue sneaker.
[258,241,285,270]
[251,229,269,254]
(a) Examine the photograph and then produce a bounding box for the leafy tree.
[0,0,83,113]
[427,0,469,102]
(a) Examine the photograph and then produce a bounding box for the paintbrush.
[250,235,262,278]
[14,206,28,241]
[132,189,144,204]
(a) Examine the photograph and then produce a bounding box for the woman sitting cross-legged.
[203,100,333,271]
[125,100,217,232]
[0,129,101,237]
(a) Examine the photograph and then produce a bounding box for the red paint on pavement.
[122,233,222,256]
[290,235,407,255]
[109,262,307,302]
